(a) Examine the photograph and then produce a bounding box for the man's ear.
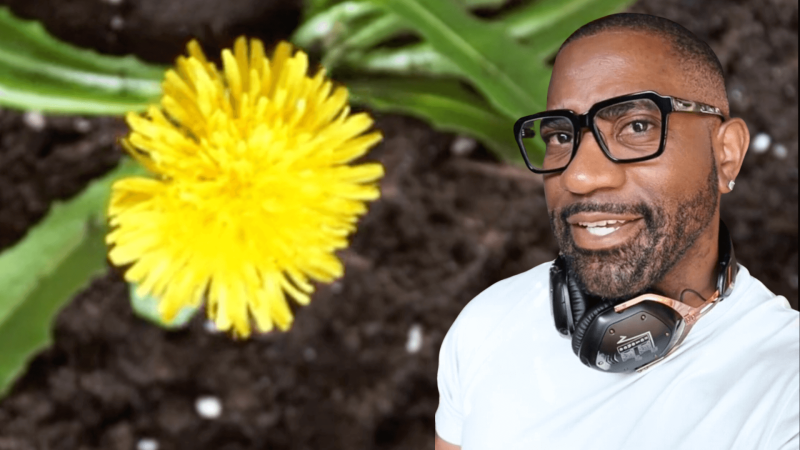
[714,118,749,193]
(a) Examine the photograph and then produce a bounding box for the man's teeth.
[578,220,627,237]
[578,219,626,227]
[587,226,618,236]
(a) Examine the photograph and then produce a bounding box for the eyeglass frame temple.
[671,97,726,120]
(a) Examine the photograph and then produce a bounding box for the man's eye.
[544,132,572,145]
[627,120,652,133]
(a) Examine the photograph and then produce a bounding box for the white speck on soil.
[22,111,46,131]
[405,323,423,354]
[195,396,223,419]
[303,347,317,362]
[110,15,124,30]
[730,88,744,103]
[773,144,788,159]
[451,136,478,156]
[203,320,219,333]
[136,438,159,450]
[74,118,92,133]
[751,133,772,154]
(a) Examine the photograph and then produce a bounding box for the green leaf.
[342,42,463,77]
[298,0,636,166]
[458,0,509,7]
[304,0,341,20]
[292,1,383,49]
[349,78,521,163]
[0,6,165,114]
[0,68,161,114]
[305,0,633,91]
[294,0,513,50]
[320,13,409,69]
[0,158,144,397]
[295,0,526,71]
[500,0,637,57]
[373,0,549,119]
[129,283,199,329]
[0,7,164,79]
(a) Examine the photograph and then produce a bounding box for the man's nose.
[560,130,626,195]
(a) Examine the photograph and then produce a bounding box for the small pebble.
[22,111,46,131]
[772,144,788,159]
[203,320,219,333]
[405,323,423,354]
[730,88,744,104]
[103,0,124,5]
[74,118,92,133]
[195,396,223,419]
[110,15,124,31]
[330,281,343,294]
[363,322,381,337]
[136,438,159,450]
[751,133,771,154]
[303,347,317,362]
[451,136,478,156]
[789,275,798,290]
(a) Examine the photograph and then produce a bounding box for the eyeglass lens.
[519,98,663,171]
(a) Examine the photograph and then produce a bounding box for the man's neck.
[652,221,721,307]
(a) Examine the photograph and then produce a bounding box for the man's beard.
[549,164,719,301]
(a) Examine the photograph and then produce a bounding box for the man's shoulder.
[709,265,799,375]
[463,259,551,313]
[726,265,798,332]
[448,261,553,342]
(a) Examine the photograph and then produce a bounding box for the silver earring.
[728,180,736,191]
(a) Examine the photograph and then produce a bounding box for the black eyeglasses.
[514,91,726,174]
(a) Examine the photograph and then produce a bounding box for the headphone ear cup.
[571,299,618,358]
[550,257,573,335]
[551,257,600,336]
[566,268,590,326]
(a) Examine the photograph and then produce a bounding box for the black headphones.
[550,221,738,373]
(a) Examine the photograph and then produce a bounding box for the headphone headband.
[716,221,738,299]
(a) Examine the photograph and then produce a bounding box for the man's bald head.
[555,13,729,117]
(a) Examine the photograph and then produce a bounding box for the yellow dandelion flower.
[106,37,383,337]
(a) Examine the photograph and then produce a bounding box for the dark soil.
[0,0,796,449]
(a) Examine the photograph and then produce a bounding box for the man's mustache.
[556,202,654,225]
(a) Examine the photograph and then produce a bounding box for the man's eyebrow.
[595,99,658,120]
[541,117,572,130]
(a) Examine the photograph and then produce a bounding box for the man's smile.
[566,212,644,250]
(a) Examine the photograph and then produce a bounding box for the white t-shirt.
[436,262,799,450]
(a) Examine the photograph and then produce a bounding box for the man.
[435,13,799,450]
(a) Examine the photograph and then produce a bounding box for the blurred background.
[0,0,796,449]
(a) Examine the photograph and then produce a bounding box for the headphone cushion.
[566,270,590,325]
[571,299,618,357]
[550,258,572,335]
